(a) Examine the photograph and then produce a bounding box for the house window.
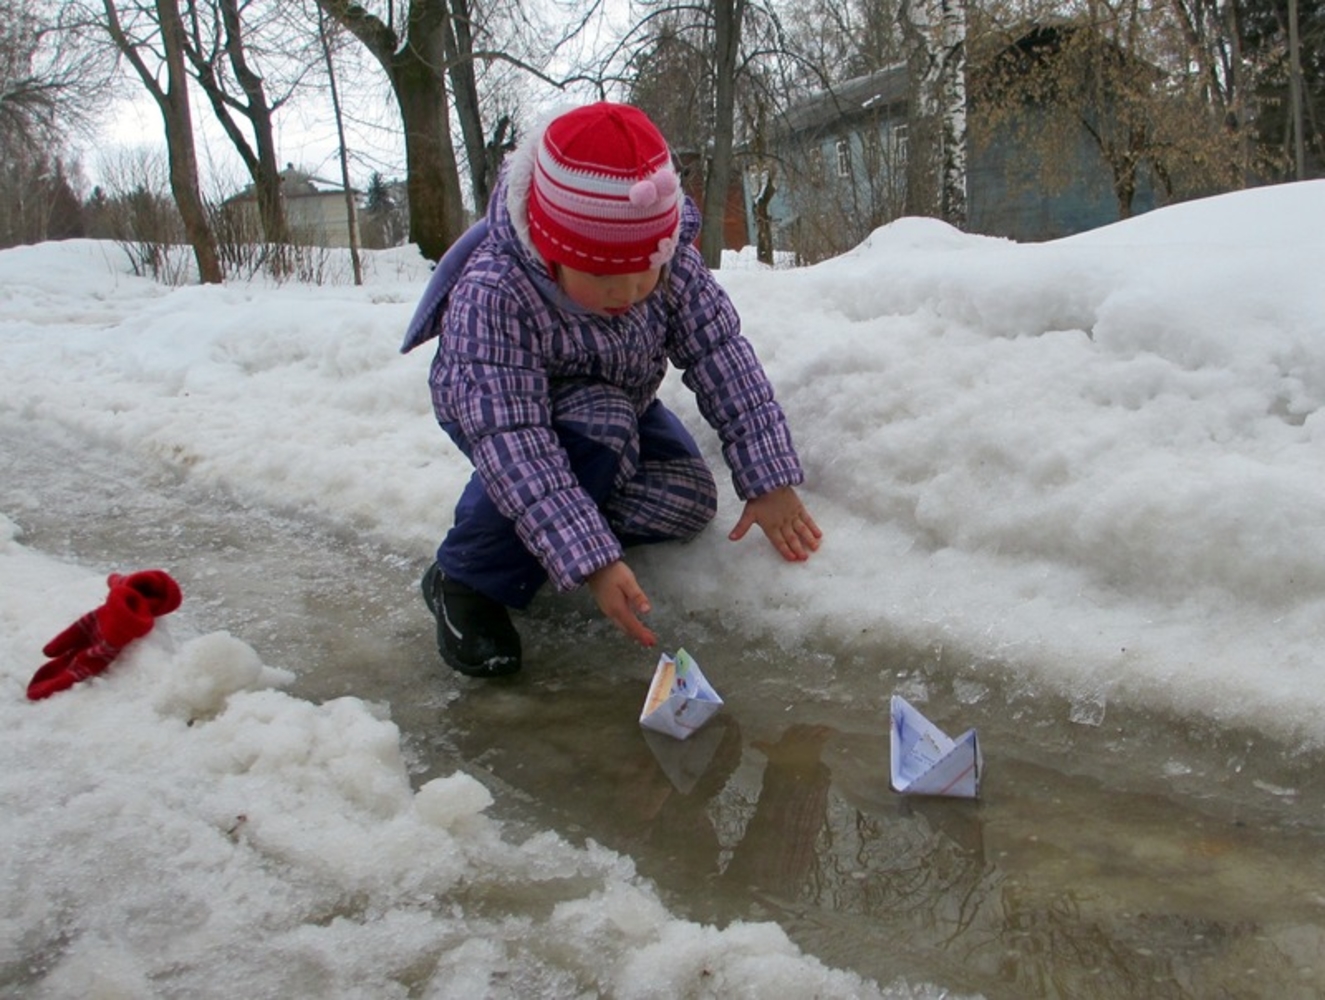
[835,138,852,178]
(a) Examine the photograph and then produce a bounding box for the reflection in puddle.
[432,647,1325,1000]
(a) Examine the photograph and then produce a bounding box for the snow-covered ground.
[2,180,1323,996]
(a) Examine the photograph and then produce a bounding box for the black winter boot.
[421,563,522,677]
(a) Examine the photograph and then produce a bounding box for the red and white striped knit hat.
[526,103,682,275]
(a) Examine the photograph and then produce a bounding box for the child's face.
[557,264,662,317]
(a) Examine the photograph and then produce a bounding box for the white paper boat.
[639,649,723,740]
[889,694,982,798]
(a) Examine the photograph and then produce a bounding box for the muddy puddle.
[5,418,1325,999]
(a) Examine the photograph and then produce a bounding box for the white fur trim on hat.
[506,105,574,261]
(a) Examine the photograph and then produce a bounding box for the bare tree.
[314,0,627,258]
[0,1,111,246]
[444,0,492,210]
[704,0,746,265]
[743,88,776,263]
[759,0,914,260]
[97,0,223,283]
[621,0,795,267]
[440,0,552,213]
[938,0,968,226]
[1166,0,1254,182]
[310,0,464,261]
[1288,0,1307,177]
[972,3,1250,219]
[1236,0,1324,180]
[179,0,306,247]
[90,146,199,281]
[2,1,110,145]
[780,0,905,82]
[315,3,362,284]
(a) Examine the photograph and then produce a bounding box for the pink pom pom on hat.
[526,103,683,275]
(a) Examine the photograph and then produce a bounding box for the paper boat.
[889,694,982,798]
[639,649,723,740]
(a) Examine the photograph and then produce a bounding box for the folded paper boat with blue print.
[640,649,723,740]
[889,694,982,798]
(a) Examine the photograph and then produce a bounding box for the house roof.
[277,165,352,198]
[776,65,909,137]
[226,164,356,203]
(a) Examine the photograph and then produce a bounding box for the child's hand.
[728,485,823,562]
[587,560,658,647]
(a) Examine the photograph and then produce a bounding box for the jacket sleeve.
[666,246,805,500]
[440,274,623,592]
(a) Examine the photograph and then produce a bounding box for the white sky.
[2,179,1324,996]
[92,84,408,197]
[85,2,627,199]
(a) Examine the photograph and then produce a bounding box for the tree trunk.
[1288,0,1307,179]
[749,103,775,266]
[1112,129,1141,218]
[318,6,363,285]
[938,0,968,228]
[316,0,466,261]
[1226,3,1253,185]
[902,0,966,225]
[104,0,222,283]
[157,0,222,282]
[702,0,745,269]
[219,0,290,247]
[445,0,491,213]
[754,167,775,265]
[180,0,292,258]
[396,56,466,261]
[900,0,941,217]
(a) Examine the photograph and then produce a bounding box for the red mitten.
[108,570,183,620]
[27,570,183,701]
[39,610,100,661]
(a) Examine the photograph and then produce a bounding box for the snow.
[2,179,1324,996]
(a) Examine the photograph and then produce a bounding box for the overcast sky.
[84,3,632,199]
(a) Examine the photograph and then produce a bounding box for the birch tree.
[900,0,967,225]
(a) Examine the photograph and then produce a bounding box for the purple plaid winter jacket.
[407,170,804,593]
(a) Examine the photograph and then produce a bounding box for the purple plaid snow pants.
[437,383,719,608]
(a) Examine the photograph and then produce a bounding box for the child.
[401,102,821,677]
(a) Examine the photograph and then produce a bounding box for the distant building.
[748,27,1161,259]
[747,66,911,260]
[225,165,361,248]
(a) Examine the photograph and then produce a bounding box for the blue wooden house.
[747,31,1160,259]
